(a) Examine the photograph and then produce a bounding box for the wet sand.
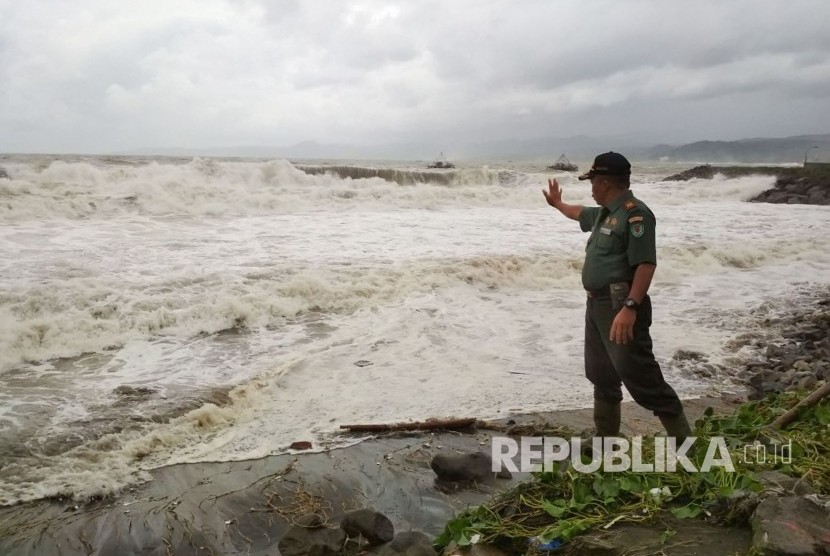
[0,395,746,555]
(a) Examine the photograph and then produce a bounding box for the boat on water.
[547,154,578,172]
[427,152,456,169]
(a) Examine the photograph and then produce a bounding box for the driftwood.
[339,418,478,432]
[768,381,830,430]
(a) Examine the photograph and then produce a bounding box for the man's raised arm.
[542,178,582,221]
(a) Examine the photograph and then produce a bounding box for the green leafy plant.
[435,391,829,553]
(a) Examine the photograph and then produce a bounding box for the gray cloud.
[1,0,829,153]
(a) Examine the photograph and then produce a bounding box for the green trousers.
[585,294,684,417]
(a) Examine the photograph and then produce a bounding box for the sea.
[0,154,827,507]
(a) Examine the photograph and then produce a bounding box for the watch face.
[624,298,636,307]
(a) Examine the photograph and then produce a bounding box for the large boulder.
[750,494,830,555]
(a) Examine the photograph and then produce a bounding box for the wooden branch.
[768,381,830,430]
[339,418,478,432]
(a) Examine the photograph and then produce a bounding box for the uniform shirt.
[578,189,657,290]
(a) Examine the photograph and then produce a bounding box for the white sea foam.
[0,155,827,506]
[0,158,773,222]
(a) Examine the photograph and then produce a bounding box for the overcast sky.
[2,0,829,154]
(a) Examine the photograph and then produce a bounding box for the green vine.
[435,391,830,554]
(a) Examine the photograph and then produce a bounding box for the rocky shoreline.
[663,164,830,205]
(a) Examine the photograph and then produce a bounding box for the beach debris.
[290,441,313,450]
[354,359,373,367]
[648,486,673,502]
[340,508,395,545]
[528,536,564,552]
[767,381,830,430]
[340,417,478,432]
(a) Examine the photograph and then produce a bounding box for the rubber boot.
[593,398,621,437]
[578,399,622,464]
[657,411,692,443]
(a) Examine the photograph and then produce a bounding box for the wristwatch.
[623,298,640,310]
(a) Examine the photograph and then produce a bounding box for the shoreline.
[0,394,746,556]
[4,285,830,555]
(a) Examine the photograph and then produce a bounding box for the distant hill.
[642,134,830,163]
[121,133,830,164]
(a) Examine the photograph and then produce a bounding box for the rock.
[749,370,782,388]
[751,494,830,555]
[290,441,313,450]
[781,353,802,369]
[430,452,500,483]
[340,508,395,545]
[765,191,789,203]
[760,381,784,395]
[113,385,158,398]
[755,470,801,493]
[745,359,771,369]
[793,360,812,372]
[673,349,706,361]
[374,531,437,556]
[797,375,818,391]
[809,191,828,204]
[278,522,346,556]
[662,165,716,181]
[749,172,830,206]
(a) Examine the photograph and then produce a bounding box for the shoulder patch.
[624,200,637,211]
[628,215,644,223]
[630,222,645,238]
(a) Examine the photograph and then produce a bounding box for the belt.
[585,281,632,298]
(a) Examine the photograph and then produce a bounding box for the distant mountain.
[642,134,830,163]
[122,133,830,164]
[122,135,645,162]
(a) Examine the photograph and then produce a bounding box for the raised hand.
[542,178,562,208]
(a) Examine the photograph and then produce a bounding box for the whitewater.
[0,155,827,506]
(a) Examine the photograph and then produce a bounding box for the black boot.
[593,398,621,437]
[657,411,692,443]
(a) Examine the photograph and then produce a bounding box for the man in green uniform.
[542,152,691,441]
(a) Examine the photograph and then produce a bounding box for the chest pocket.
[596,231,613,249]
[594,224,625,252]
